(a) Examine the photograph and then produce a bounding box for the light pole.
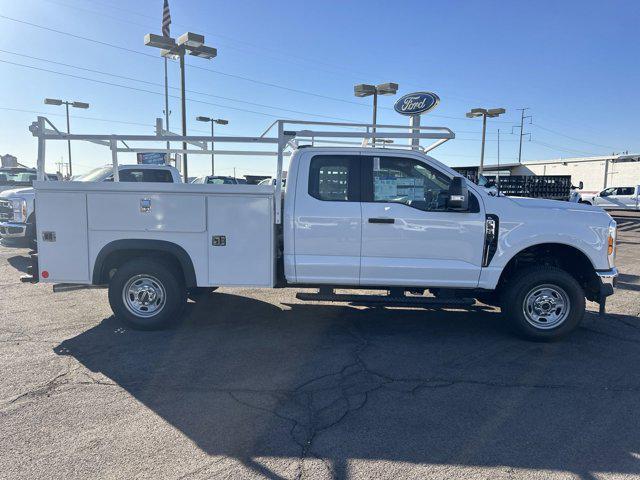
[145,32,217,182]
[196,116,228,175]
[354,83,398,144]
[44,98,89,177]
[465,107,506,176]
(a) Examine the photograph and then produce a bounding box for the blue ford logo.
[394,92,440,116]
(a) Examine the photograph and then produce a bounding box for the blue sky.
[0,0,638,177]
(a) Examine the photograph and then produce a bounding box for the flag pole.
[164,57,170,164]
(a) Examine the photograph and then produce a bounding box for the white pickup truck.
[22,118,618,340]
[579,185,640,211]
[0,164,181,244]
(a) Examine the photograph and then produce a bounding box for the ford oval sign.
[394,92,440,116]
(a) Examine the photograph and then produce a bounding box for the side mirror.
[578,181,584,190]
[447,176,469,211]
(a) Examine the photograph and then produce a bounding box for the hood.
[506,196,603,212]
[0,187,35,199]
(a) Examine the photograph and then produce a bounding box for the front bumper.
[0,221,27,238]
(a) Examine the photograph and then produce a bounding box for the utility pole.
[496,128,500,192]
[515,108,532,164]
[164,58,171,164]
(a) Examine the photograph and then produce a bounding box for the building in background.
[461,154,640,192]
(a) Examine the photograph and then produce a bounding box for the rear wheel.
[502,267,585,341]
[108,258,186,330]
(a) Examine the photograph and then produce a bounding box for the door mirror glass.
[447,177,469,211]
[578,181,584,190]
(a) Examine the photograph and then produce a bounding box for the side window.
[308,155,360,202]
[617,187,634,196]
[601,187,616,196]
[370,156,452,212]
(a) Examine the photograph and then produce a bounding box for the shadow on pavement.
[54,292,640,479]
[6,255,30,273]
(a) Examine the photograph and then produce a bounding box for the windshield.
[0,169,38,186]
[75,167,111,182]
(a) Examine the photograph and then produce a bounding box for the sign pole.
[410,114,420,150]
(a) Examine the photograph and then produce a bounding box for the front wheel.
[108,258,186,330]
[502,267,585,341]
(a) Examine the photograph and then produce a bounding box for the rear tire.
[108,258,186,330]
[502,266,585,341]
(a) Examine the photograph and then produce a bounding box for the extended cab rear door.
[359,153,485,288]
[292,152,362,284]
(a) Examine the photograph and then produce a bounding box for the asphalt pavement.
[1,213,640,480]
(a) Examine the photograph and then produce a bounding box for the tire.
[187,286,218,301]
[108,258,186,330]
[501,266,585,341]
[579,200,592,205]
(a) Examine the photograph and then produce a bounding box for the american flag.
[162,0,171,37]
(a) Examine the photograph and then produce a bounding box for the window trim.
[360,155,480,213]
[307,155,361,202]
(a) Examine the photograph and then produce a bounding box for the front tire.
[108,258,186,330]
[502,267,585,341]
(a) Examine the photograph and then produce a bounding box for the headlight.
[607,220,617,268]
[11,198,27,223]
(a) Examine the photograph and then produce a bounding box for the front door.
[359,154,485,288]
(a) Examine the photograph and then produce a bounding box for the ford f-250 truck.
[22,118,618,340]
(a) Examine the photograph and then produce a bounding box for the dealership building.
[476,154,640,192]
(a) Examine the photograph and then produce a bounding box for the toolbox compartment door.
[207,195,274,287]
[35,191,90,283]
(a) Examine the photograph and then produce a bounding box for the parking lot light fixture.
[145,30,217,182]
[354,82,399,143]
[196,116,229,175]
[466,107,506,175]
[43,98,90,177]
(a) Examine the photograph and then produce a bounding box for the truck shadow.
[54,292,640,479]
[6,254,29,273]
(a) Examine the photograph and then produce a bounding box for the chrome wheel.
[522,284,570,330]
[122,274,166,318]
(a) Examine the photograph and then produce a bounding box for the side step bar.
[52,283,105,293]
[296,289,475,308]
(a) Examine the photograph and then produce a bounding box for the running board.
[296,291,475,308]
[52,283,106,293]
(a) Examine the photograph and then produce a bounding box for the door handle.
[368,217,395,224]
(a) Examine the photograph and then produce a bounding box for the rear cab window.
[308,155,360,201]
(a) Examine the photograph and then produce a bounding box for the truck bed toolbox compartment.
[207,194,275,287]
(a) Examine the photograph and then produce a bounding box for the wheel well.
[93,240,197,287]
[496,243,600,301]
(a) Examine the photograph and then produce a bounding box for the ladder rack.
[30,117,455,224]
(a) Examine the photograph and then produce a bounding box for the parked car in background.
[0,164,180,244]
[0,168,57,241]
[191,175,240,184]
[580,185,640,210]
[257,177,286,187]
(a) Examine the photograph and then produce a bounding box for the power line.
[0,48,357,121]
[0,58,363,122]
[0,13,502,123]
[530,140,600,157]
[530,122,621,150]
